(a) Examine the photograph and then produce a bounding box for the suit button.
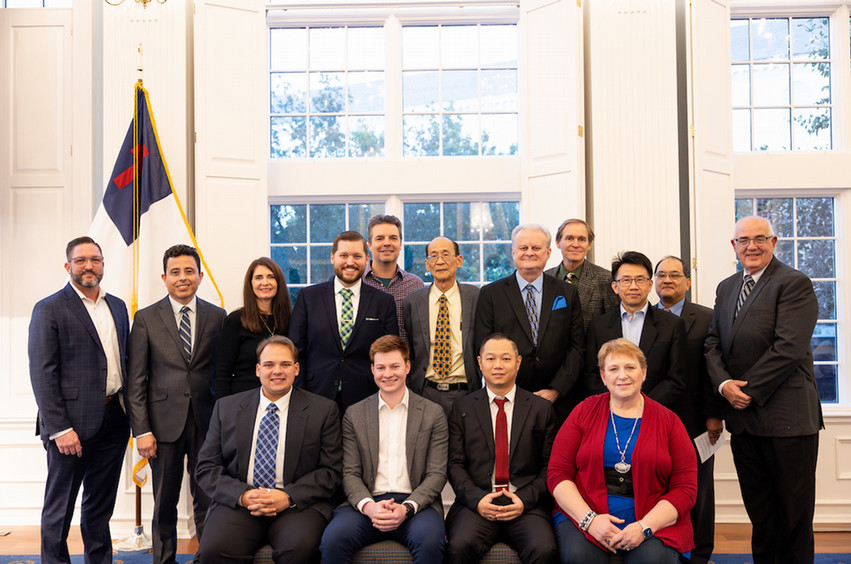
[185,393,190,397]
[536,356,541,362]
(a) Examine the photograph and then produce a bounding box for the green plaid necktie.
[433,294,451,379]
[340,288,354,348]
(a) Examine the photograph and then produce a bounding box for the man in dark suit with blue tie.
[126,244,226,564]
[706,216,822,564]
[289,230,398,413]
[29,236,131,564]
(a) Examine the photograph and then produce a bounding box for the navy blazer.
[289,278,398,409]
[29,283,130,440]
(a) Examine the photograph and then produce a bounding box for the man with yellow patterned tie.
[403,237,480,415]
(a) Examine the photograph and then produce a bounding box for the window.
[270,27,385,158]
[402,200,519,285]
[730,17,832,151]
[734,197,839,403]
[2,0,71,6]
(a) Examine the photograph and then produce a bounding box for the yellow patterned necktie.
[433,294,451,379]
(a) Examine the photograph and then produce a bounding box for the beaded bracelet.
[579,509,597,531]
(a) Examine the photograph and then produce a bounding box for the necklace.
[260,314,277,336]
[610,397,643,474]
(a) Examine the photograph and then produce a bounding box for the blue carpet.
[0,555,194,564]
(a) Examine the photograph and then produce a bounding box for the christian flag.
[89,81,223,316]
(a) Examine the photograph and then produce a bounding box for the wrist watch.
[638,520,653,539]
[403,502,416,519]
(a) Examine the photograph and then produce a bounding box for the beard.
[71,269,102,288]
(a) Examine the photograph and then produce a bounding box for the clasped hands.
[362,498,408,532]
[721,380,752,410]
[476,491,524,522]
[587,515,645,553]
[240,488,291,517]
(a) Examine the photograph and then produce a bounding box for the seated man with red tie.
[445,333,559,564]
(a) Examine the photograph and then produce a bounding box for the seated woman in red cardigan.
[547,338,697,564]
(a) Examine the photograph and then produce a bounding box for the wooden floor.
[0,524,850,555]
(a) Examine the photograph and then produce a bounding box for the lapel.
[638,306,659,352]
[508,389,529,462]
[347,282,371,350]
[537,276,556,337]
[504,275,533,344]
[321,280,344,354]
[459,284,475,342]
[605,307,623,338]
[405,393,425,475]
[156,297,188,365]
[283,389,308,483]
[679,303,697,334]
[417,290,432,351]
[728,258,777,344]
[236,391,260,481]
[191,299,209,368]
[472,390,495,459]
[364,395,380,478]
[62,284,104,352]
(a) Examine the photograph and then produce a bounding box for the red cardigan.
[547,393,697,553]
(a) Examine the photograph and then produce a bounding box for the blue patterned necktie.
[179,306,192,361]
[254,403,279,489]
[340,288,354,348]
[524,284,539,346]
[736,275,755,317]
[433,294,451,379]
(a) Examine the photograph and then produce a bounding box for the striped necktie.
[736,274,755,317]
[254,403,279,489]
[179,306,192,361]
[524,284,539,346]
[340,288,354,348]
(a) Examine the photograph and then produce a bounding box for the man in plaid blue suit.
[29,236,131,564]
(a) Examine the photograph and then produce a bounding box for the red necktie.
[494,398,509,492]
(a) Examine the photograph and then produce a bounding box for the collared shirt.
[486,384,518,493]
[363,264,424,340]
[515,271,543,323]
[168,295,198,351]
[620,302,649,346]
[425,282,466,384]
[554,260,585,285]
[334,277,362,335]
[357,388,415,513]
[657,297,685,317]
[247,388,292,490]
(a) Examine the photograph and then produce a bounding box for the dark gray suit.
[705,256,822,563]
[127,295,225,564]
[403,283,480,413]
[545,260,619,330]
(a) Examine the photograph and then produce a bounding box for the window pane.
[403,71,439,112]
[272,246,307,286]
[443,114,479,156]
[813,281,836,320]
[403,203,441,241]
[404,245,429,280]
[791,18,829,60]
[444,203,475,242]
[732,109,751,152]
[752,18,789,61]
[792,63,830,105]
[443,70,479,112]
[813,323,836,361]
[485,202,520,241]
[348,71,384,113]
[483,243,514,281]
[349,204,385,234]
[310,72,346,113]
[270,28,307,71]
[752,63,789,105]
[309,116,346,157]
[752,108,790,151]
[797,240,834,278]
[403,115,440,156]
[348,116,385,157]
[309,27,346,69]
[735,199,753,220]
[482,114,518,156]
[756,198,793,236]
[730,20,750,62]
[457,243,481,283]
[796,198,834,236]
[271,117,307,158]
[793,108,831,151]
[348,27,384,69]
[441,25,478,68]
[403,26,439,68]
[481,70,518,112]
[774,240,794,266]
[271,205,307,244]
[480,25,517,68]
[271,73,307,114]
[815,364,837,403]
[311,205,346,243]
[309,245,333,282]
[731,65,750,106]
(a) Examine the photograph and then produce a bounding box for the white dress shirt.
[247,388,292,490]
[486,384,518,493]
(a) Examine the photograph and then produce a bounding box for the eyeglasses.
[70,257,104,266]
[734,235,773,247]
[655,272,686,281]
[615,276,650,287]
[426,252,457,263]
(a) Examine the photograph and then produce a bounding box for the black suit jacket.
[195,387,342,520]
[447,387,556,516]
[289,279,398,409]
[474,273,584,396]
[705,257,822,437]
[584,305,687,410]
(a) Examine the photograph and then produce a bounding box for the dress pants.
[319,492,445,564]
[421,385,466,418]
[445,504,558,564]
[41,399,129,564]
[690,453,716,564]
[149,407,210,564]
[731,431,818,564]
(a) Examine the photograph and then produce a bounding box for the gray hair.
[511,224,552,248]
